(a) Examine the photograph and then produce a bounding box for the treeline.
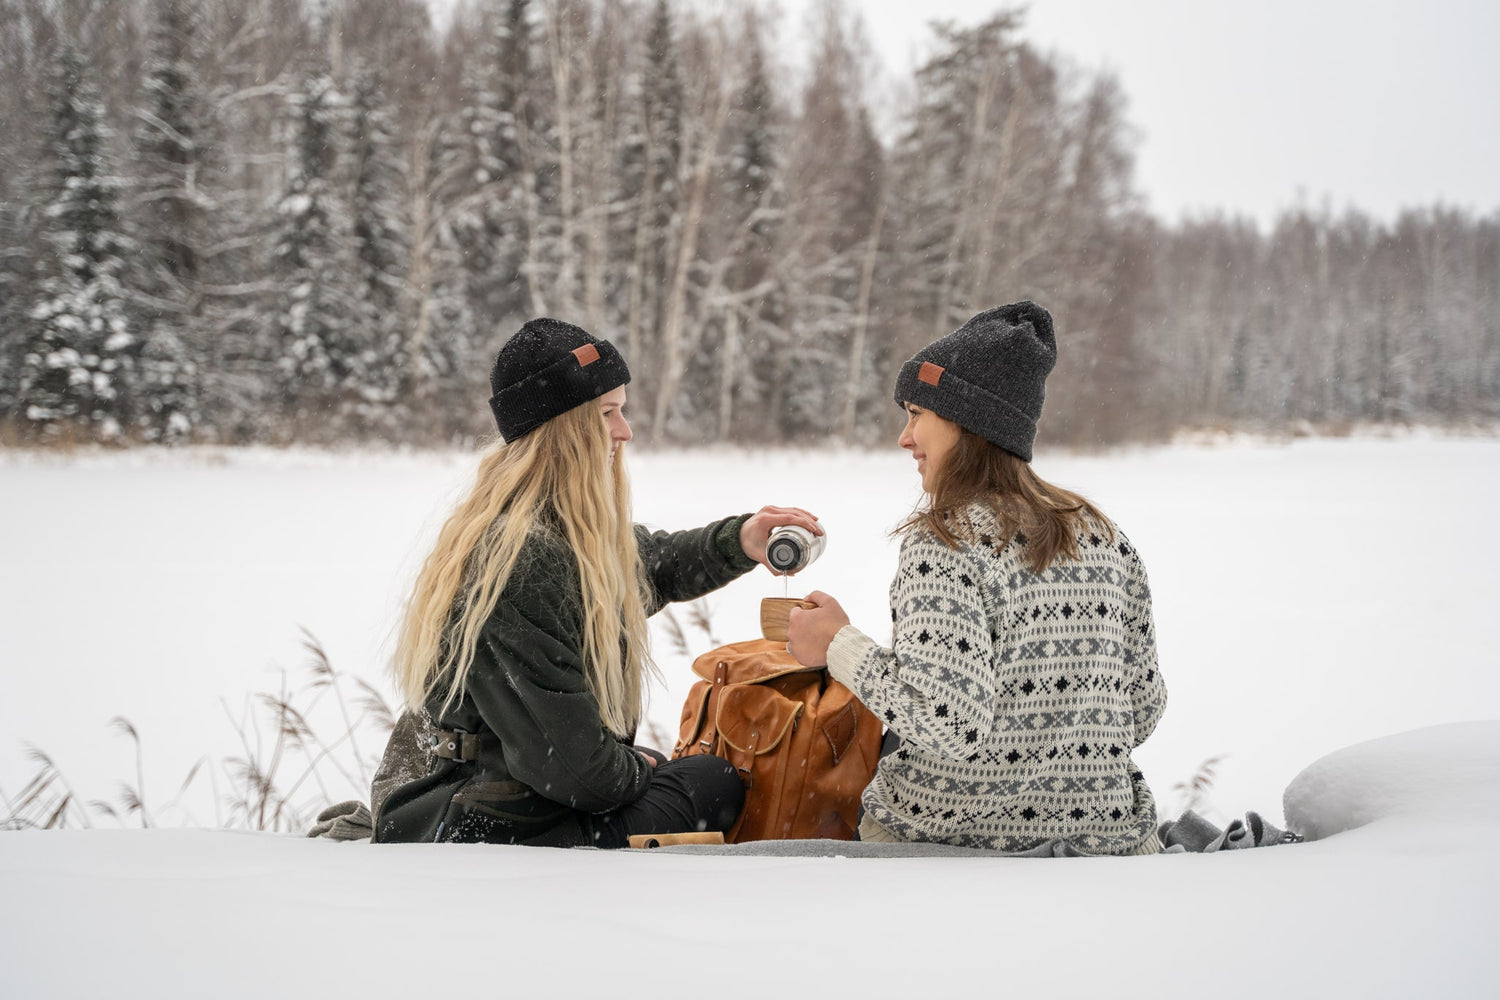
[0,0,1495,448]
[1141,209,1500,434]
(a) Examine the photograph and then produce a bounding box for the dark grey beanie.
[489,318,631,442]
[893,301,1056,461]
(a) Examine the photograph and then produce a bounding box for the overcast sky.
[780,0,1500,227]
[429,0,1500,228]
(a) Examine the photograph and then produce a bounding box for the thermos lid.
[766,534,803,572]
[766,525,821,573]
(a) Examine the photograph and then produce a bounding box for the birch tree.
[618,0,684,436]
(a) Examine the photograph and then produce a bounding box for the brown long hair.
[898,429,1113,573]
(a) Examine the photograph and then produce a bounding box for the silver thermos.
[764,525,825,574]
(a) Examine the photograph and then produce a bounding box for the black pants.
[583,750,744,848]
[442,750,744,849]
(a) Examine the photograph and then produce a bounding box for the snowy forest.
[0,0,1496,448]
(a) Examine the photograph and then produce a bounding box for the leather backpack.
[672,638,882,842]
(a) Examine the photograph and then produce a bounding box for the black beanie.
[893,301,1056,461]
[489,318,631,442]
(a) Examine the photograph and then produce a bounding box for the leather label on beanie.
[918,361,944,386]
[572,343,601,367]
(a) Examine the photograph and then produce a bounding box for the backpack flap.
[714,684,804,780]
[691,638,824,686]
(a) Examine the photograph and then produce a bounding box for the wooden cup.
[760,597,816,642]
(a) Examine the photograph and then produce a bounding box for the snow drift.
[1284,720,1500,840]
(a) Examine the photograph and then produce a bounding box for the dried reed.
[1173,754,1227,817]
[2,630,396,833]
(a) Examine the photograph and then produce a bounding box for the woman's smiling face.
[898,402,961,493]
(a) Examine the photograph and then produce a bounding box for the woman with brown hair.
[786,301,1167,855]
[374,318,819,847]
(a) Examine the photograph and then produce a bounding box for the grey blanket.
[622,810,1298,857]
[1157,809,1302,852]
[307,796,1299,856]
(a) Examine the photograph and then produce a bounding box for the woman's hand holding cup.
[785,591,850,667]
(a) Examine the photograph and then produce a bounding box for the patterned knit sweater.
[826,502,1167,855]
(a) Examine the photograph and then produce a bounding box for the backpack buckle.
[431,729,480,762]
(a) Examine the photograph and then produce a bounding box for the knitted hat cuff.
[489,337,629,441]
[895,359,1039,462]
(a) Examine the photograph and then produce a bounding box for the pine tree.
[346,61,410,432]
[493,0,535,319]
[130,0,214,442]
[0,196,27,427]
[0,0,45,429]
[20,44,137,441]
[136,0,208,287]
[405,106,483,438]
[266,69,358,433]
[434,0,536,343]
[450,25,509,321]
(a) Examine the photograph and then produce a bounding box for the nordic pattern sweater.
[826,502,1167,855]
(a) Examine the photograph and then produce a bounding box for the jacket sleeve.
[634,514,758,615]
[825,532,997,761]
[466,538,652,814]
[1118,535,1167,747]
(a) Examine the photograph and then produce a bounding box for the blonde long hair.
[899,428,1113,574]
[392,400,655,736]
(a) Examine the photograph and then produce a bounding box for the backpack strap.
[430,728,490,763]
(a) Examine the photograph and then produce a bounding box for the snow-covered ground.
[2,435,1498,997]
[2,721,1496,998]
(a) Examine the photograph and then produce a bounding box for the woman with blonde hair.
[786,301,1167,855]
[374,318,819,846]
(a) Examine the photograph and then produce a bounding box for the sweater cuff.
[826,624,875,690]
[714,513,758,573]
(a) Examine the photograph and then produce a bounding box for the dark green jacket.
[373,514,754,844]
